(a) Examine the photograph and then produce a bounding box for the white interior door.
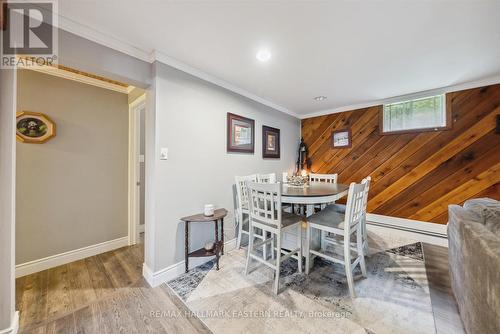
[138,104,146,238]
[129,96,146,245]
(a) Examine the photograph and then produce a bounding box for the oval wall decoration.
[16,111,56,144]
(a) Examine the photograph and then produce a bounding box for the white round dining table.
[281,182,350,217]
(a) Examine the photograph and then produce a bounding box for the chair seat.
[329,203,346,214]
[252,211,304,229]
[282,212,305,228]
[307,205,346,230]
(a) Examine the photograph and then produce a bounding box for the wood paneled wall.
[301,84,500,224]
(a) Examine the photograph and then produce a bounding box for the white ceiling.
[58,0,500,118]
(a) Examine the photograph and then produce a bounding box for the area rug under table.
[167,242,435,334]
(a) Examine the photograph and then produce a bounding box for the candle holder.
[286,175,309,187]
[204,204,215,216]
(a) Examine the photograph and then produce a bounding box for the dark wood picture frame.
[331,128,352,148]
[262,125,280,159]
[1,3,6,31]
[227,112,255,153]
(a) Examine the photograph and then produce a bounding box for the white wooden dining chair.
[309,173,338,184]
[308,173,339,244]
[305,181,367,298]
[258,172,295,214]
[235,175,266,258]
[257,173,277,183]
[329,176,371,254]
[309,173,338,209]
[245,181,304,295]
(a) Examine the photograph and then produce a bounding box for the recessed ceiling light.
[314,96,327,101]
[256,49,271,62]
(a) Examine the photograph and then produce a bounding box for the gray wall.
[147,62,300,271]
[16,70,129,264]
[0,69,17,331]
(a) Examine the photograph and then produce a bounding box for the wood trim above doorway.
[16,56,133,94]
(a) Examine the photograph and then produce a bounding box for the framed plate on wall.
[16,111,56,144]
[262,125,280,159]
[332,128,351,148]
[227,112,254,153]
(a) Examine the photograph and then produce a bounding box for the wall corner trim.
[0,312,19,334]
[15,237,129,278]
[143,238,237,288]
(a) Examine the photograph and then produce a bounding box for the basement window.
[381,94,449,134]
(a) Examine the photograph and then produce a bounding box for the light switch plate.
[160,148,168,160]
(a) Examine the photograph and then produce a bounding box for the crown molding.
[54,11,500,121]
[57,14,153,63]
[300,74,500,119]
[55,14,299,119]
[150,50,298,118]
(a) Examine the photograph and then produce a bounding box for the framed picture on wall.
[262,125,280,159]
[16,111,56,144]
[227,112,255,153]
[332,128,351,148]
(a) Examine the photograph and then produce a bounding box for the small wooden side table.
[180,208,228,273]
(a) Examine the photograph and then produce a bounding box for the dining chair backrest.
[309,173,338,184]
[257,173,277,184]
[235,174,258,210]
[344,182,366,235]
[247,181,282,230]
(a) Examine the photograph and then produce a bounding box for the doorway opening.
[14,61,146,276]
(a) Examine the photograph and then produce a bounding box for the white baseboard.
[143,238,237,287]
[366,213,447,236]
[0,312,19,334]
[366,213,448,247]
[15,237,129,278]
[143,216,449,288]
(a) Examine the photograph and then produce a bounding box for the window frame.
[379,94,452,135]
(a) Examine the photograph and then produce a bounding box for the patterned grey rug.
[167,242,435,334]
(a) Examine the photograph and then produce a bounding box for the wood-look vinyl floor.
[16,241,464,334]
[16,243,211,334]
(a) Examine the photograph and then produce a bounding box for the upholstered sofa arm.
[448,204,500,334]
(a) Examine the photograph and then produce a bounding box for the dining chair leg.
[362,219,369,255]
[320,230,325,251]
[357,226,367,278]
[244,222,254,275]
[236,211,243,249]
[273,233,282,295]
[305,204,314,217]
[305,224,311,275]
[297,223,303,273]
[344,240,355,298]
[271,235,275,260]
[263,231,268,260]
